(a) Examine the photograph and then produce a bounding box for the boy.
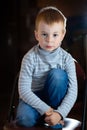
[16,6,78,129]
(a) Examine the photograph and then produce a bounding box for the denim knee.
[16,100,40,127]
[16,114,37,127]
[44,68,68,108]
[46,68,68,90]
[48,68,68,83]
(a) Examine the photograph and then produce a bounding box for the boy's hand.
[45,107,53,116]
[44,111,64,126]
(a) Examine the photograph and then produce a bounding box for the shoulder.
[59,47,75,64]
[23,45,38,59]
[25,45,37,56]
[59,47,72,58]
[59,47,69,55]
[21,45,38,64]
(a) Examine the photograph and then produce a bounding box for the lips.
[46,46,52,48]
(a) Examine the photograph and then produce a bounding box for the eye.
[41,33,48,37]
[53,34,58,37]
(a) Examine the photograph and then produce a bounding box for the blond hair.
[35,6,67,30]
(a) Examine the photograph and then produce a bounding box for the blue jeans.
[16,68,68,128]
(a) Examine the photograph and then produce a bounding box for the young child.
[16,6,78,129]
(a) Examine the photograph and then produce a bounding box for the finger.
[44,116,50,122]
[59,120,64,125]
[45,110,53,116]
[45,121,53,126]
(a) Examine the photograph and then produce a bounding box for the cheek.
[55,38,62,46]
[57,36,64,43]
[38,38,45,45]
[55,37,61,43]
[40,37,45,42]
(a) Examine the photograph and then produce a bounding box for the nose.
[46,35,53,43]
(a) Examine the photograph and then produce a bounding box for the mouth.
[46,46,53,49]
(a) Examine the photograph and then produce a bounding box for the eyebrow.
[53,32,59,33]
[41,31,59,33]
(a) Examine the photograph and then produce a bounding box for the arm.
[18,53,50,115]
[44,55,78,126]
[55,55,78,118]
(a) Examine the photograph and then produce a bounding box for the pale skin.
[35,21,66,126]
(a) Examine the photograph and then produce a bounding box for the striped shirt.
[18,45,78,118]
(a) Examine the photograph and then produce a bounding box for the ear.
[34,30,39,41]
[61,29,66,41]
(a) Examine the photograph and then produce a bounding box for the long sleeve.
[18,49,50,115]
[55,54,78,118]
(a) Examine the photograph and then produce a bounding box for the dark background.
[0,0,87,129]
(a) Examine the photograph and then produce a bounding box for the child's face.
[35,21,66,52]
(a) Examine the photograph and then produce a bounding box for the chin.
[46,49,54,52]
